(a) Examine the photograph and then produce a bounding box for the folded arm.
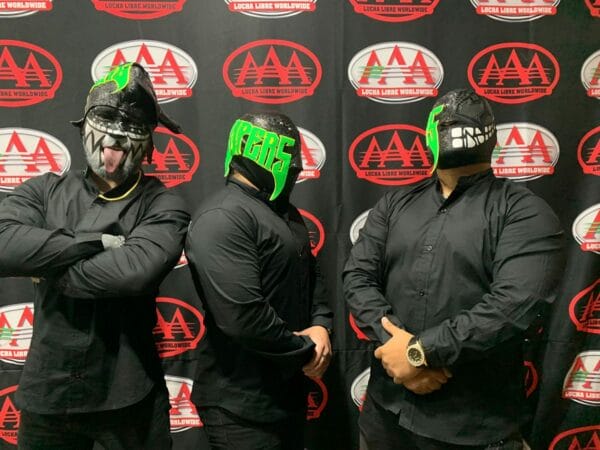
[0,174,103,277]
[57,189,189,298]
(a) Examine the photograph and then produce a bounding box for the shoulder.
[190,186,258,235]
[139,174,187,210]
[488,177,561,232]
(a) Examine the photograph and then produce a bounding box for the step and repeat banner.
[0,1,599,449]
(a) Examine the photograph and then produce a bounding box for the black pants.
[359,394,524,450]
[17,386,172,450]
[198,407,305,450]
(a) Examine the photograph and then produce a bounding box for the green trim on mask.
[91,62,133,93]
[426,104,444,173]
[225,119,295,201]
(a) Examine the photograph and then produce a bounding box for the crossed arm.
[0,175,190,297]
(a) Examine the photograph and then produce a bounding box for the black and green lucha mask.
[426,89,497,170]
[72,62,181,183]
[225,112,303,203]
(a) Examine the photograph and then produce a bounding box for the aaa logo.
[578,125,600,175]
[572,204,600,254]
[569,279,600,335]
[165,375,203,432]
[492,123,559,181]
[349,124,432,185]
[563,351,600,405]
[549,426,600,450]
[468,42,559,104]
[0,128,71,191]
[348,42,443,104]
[297,127,326,183]
[0,303,33,365]
[0,40,62,107]
[144,127,200,188]
[581,50,600,99]
[0,385,18,445]
[154,297,205,359]
[223,39,322,104]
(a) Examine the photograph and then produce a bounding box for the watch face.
[408,347,423,365]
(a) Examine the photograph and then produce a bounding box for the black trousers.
[198,407,305,450]
[359,394,525,450]
[17,386,172,450]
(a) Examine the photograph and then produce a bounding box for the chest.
[44,187,144,237]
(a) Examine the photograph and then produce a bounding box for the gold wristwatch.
[406,336,427,368]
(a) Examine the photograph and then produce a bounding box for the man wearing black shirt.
[344,89,565,449]
[0,63,189,449]
[186,112,333,450]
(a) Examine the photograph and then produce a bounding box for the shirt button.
[425,245,433,252]
[439,208,448,214]
[418,290,425,296]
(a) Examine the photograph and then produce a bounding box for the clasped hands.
[294,325,332,379]
[374,317,451,395]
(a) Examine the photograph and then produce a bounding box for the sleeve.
[0,175,103,277]
[309,255,333,331]
[57,189,189,298]
[419,194,566,368]
[342,193,405,345]
[185,207,314,368]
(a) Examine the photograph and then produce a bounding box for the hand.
[294,326,332,378]
[402,368,452,395]
[31,277,42,284]
[374,316,418,384]
[101,234,125,249]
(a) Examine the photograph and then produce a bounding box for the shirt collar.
[83,167,143,201]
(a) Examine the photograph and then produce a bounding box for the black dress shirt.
[0,170,189,414]
[186,179,333,423]
[343,169,564,445]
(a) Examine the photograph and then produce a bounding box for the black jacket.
[343,169,565,445]
[0,170,189,414]
[186,179,332,422]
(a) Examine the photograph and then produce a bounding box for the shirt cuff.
[418,327,446,369]
[310,317,333,334]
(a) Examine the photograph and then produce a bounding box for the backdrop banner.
[0,1,598,449]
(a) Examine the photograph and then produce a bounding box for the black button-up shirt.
[186,179,333,422]
[343,169,565,445]
[0,170,189,414]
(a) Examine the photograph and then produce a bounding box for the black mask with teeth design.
[429,89,497,169]
[82,107,152,183]
[72,62,182,184]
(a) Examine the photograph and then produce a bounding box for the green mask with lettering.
[225,114,302,202]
